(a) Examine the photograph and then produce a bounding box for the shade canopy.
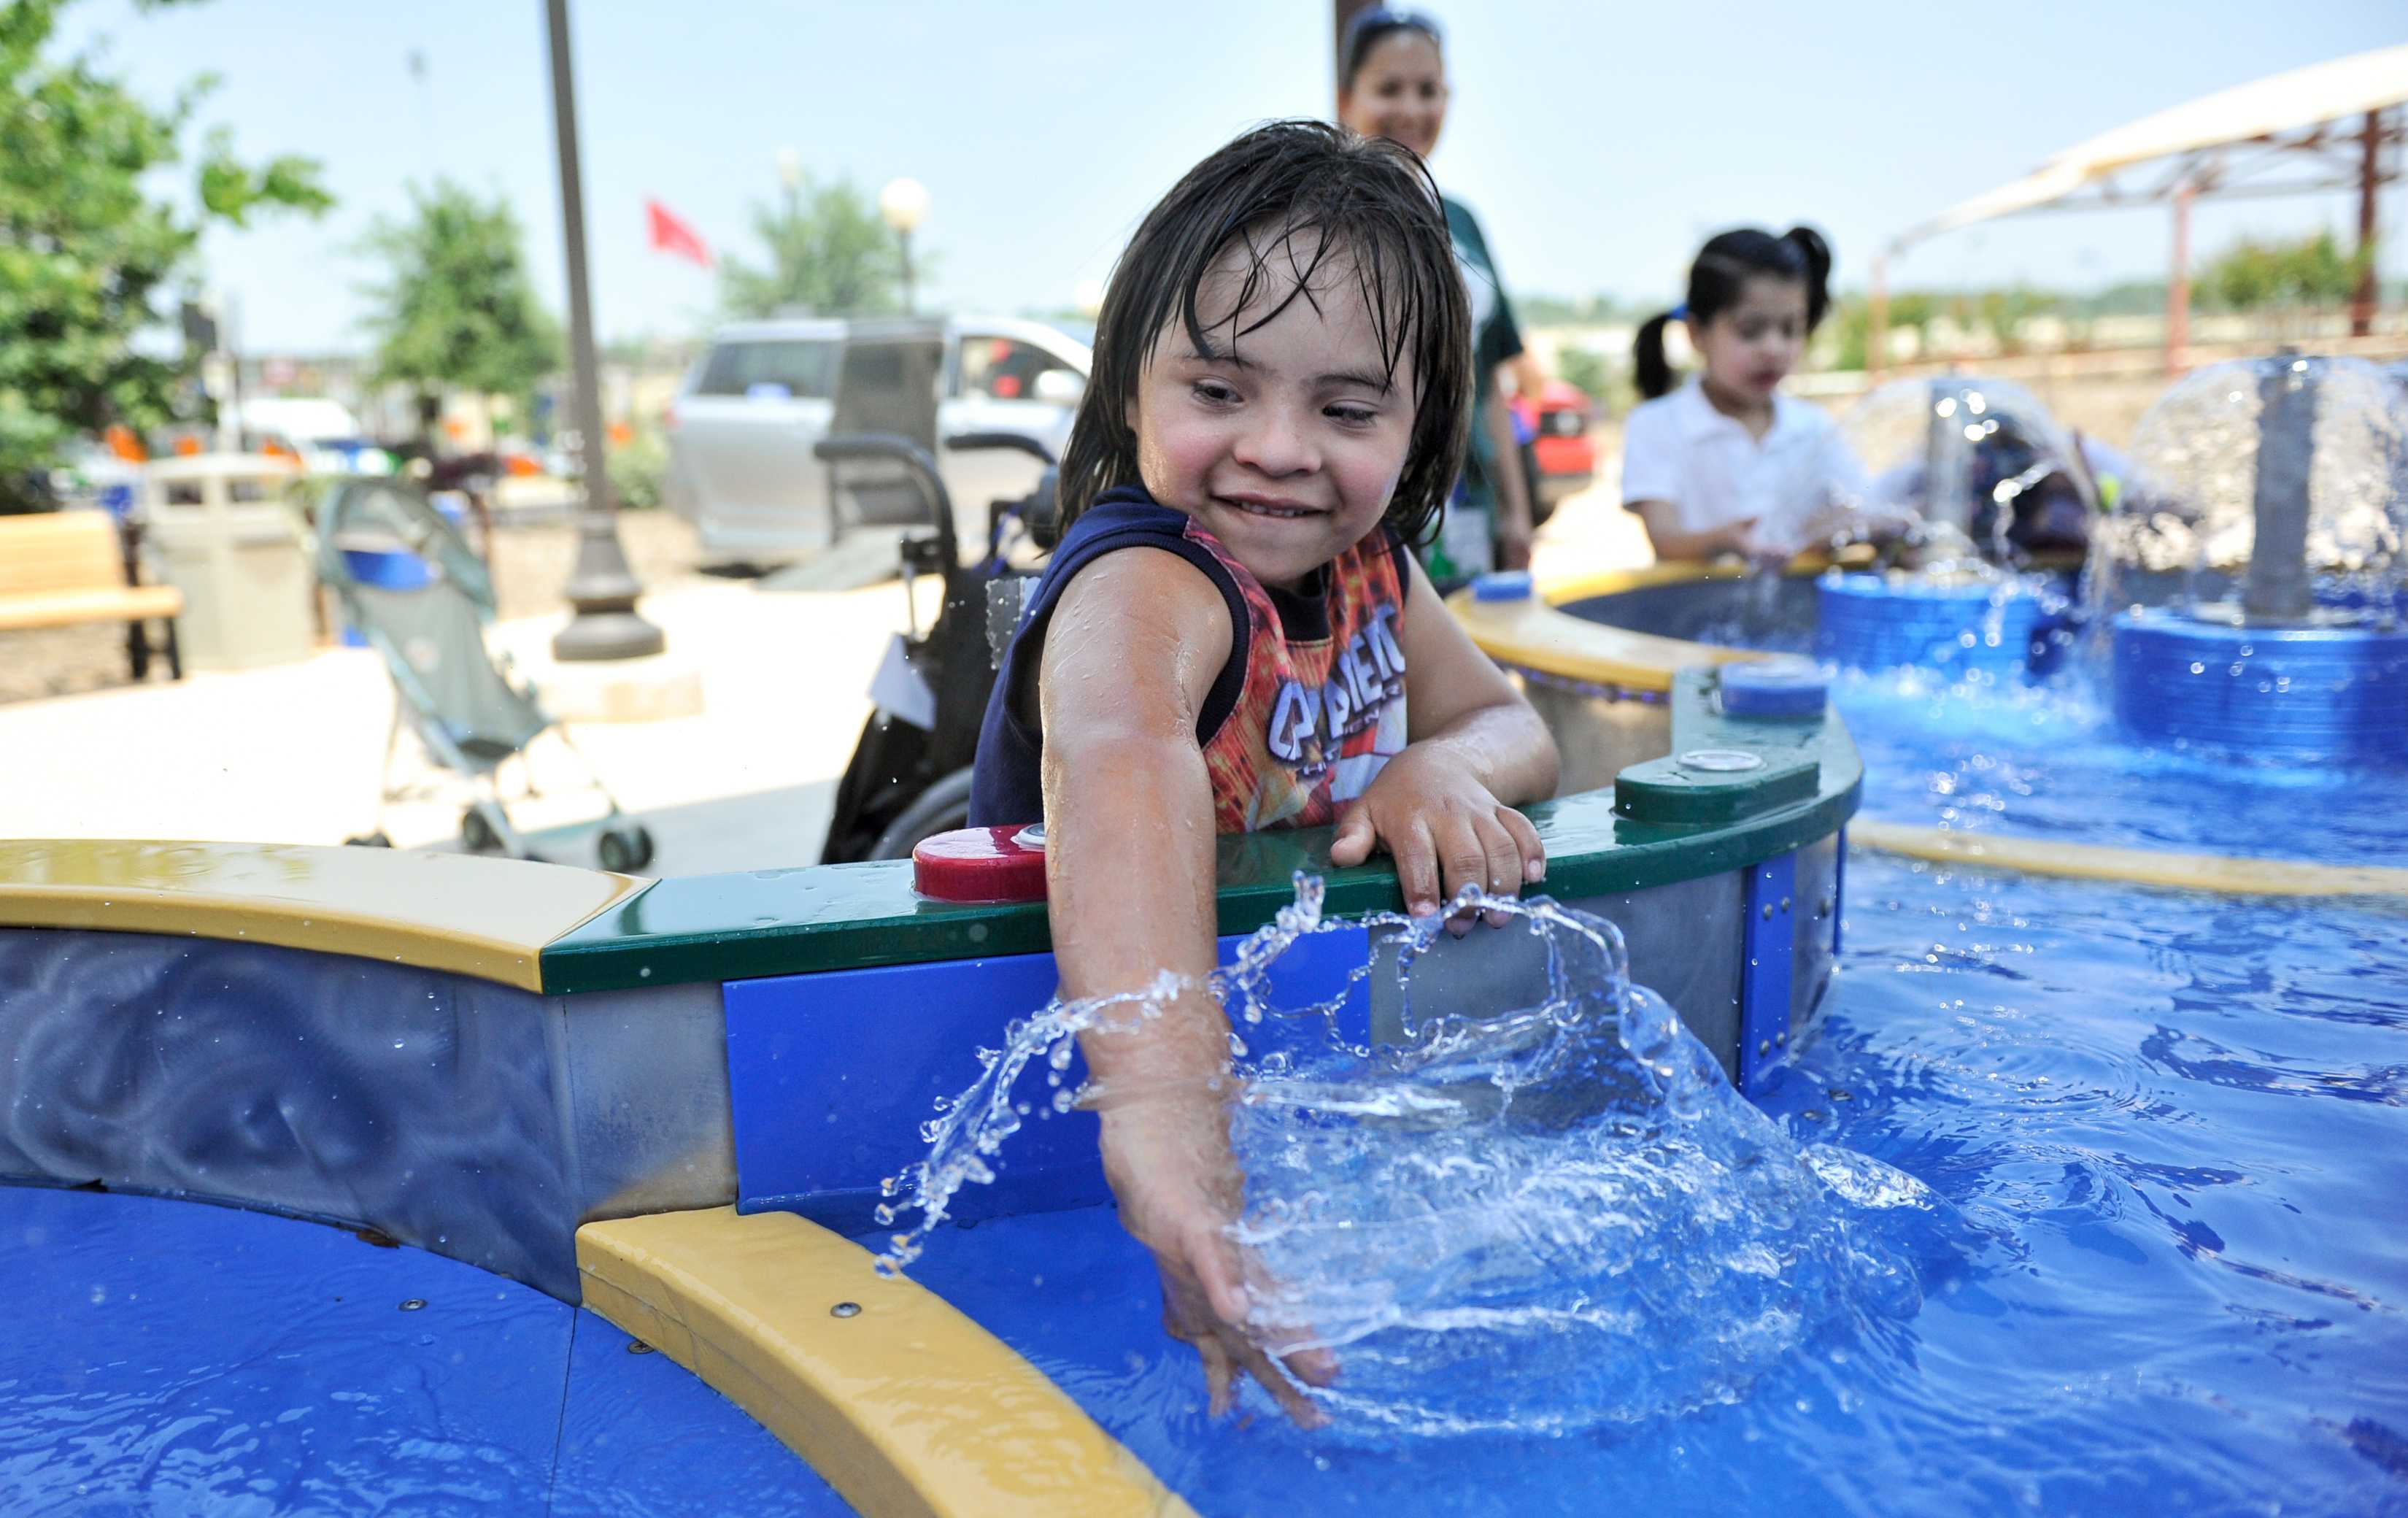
[1894,44,2408,250]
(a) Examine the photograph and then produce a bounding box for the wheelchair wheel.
[597,822,655,874]
[460,807,499,853]
[868,768,977,861]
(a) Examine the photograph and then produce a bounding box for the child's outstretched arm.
[1328,555,1560,921]
[1038,549,1335,1426]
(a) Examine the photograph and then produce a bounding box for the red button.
[911,825,1049,904]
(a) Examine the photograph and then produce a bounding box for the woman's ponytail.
[1783,225,1834,329]
[1632,312,1677,401]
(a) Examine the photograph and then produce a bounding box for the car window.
[956,336,1077,401]
[695,339,838,399]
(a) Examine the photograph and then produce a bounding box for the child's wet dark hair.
[1057,118,1472,547]
[1633,226,1833,400]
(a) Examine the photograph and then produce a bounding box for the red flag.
[647,199,711,268]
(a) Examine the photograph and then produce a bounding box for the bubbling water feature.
[878,877,1963,1435]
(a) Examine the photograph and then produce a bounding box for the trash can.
[139,455,315,671]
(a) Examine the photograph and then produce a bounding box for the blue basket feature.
[1471,569,1535,601]
[1814,573,2041,678]
[1721,657,1829,720]
[2110,609,2408,763]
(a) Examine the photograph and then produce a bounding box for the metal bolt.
[1775,1030,1788,1046]
[1780,895,1791,912]
[830,1301,862,1319]
[1761,903,1774,921]
[1819,895,1834,917]
[1757,1039,1772,1056]
[398,1298,426,1312]
[626,1339,655,1355]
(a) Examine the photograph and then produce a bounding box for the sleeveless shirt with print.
[967,488,1410,835]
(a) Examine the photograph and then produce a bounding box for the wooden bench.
[0,510,184,681]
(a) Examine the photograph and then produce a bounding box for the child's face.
[1691,275,1809,404]
[1127,237,1414,592]
[1338,31,1448,161]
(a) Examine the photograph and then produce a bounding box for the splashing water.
[879,878,1959,1435]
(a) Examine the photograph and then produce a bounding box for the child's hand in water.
[1095,1093,1336,1425]
[1327,743,1545,934]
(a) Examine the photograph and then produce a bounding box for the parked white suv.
[664,315,1089,562]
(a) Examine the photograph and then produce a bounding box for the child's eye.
[1192,380,1238,406]
[1326,404,1378,428]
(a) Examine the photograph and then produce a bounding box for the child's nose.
[1235,406,1316,476]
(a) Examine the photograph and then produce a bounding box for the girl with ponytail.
[1621,226,1869,562]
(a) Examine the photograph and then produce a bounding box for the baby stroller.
[315,476,655,871]
[814,430,1056,863]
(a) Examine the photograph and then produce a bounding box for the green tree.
[0,0,329,511]
[2199,229,2370,312]
[359,179,559,444]
[719,174,908,318]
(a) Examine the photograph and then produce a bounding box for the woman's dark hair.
[1339,7,1443,93]
[1632,226,1833,400]
[1057,118,1472,547]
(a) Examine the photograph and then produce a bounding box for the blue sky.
[54,0,2408,353]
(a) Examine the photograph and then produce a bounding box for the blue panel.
[0,928,579,1297]
[2111,609,2408,762]
[726,926,1372,1230]
[1,1184,839,1516]
[1740,850,1797,1095]
[1816,574,2040,677]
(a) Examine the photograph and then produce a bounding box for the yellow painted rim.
[1851,821,2408,899]
[576,1206,1193,1518]
[0,840,643,993]
[1451,554,1858,693]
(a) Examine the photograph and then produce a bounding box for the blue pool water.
[891,852,2408,1515]
[1834,665,2408,865]
[1,1187,848,1517]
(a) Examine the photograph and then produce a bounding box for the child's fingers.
[1498,806,1546,882]
[1327,801,1378,868]
[1185,1220,1252,1330]
[1472,812,1524,928]
[1233,1330,1328,1428]
[1196,1331,1238,1419]
[1435,816,1494,934]
[1389,817,1443,917]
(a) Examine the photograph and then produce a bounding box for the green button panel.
[539,671,1861,994]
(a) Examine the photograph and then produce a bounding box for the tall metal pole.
[2164,178,2193,380]
[1867,252,1890,379]
[900,228,916,317]
[545,0,663,662]
[2350,108,2382,339]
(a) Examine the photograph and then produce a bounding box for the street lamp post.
[879,177,930,316]
[543,0,663,663]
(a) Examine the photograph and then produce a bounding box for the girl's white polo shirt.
[1620,380,1867,544]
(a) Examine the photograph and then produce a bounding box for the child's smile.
[1127,234,1415,592]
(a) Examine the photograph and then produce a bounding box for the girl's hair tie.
[1668,303,1689,323]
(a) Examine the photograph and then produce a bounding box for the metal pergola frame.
[1872,61,2406,377]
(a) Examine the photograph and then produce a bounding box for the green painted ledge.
[539,671,1861,994]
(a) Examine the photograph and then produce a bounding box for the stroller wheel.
[598,822,655,874]
[344,831,394,849]
[460,807,500,853]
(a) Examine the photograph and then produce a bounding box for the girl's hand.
[1327,744,1546,933]
[1096,1096,1335,1425]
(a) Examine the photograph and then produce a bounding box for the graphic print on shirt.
[1189,524,1408,833]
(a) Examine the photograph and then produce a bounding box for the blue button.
[1721,658,1828,719]
[1472,570,1535,601]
